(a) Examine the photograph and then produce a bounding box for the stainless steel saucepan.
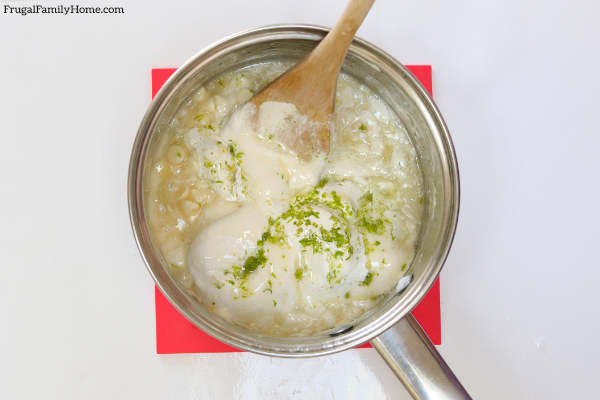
[128,25,469,399]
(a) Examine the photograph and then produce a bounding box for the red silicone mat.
[152,65,441,353]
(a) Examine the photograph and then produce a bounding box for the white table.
[2,1,599,398]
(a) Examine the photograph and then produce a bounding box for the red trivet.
[152,65,441,353]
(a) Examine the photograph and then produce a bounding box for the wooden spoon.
[250,0,375,158]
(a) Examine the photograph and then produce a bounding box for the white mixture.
[146,62,423,336]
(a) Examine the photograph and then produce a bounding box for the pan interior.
[132,26,458,356]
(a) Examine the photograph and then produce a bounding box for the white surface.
[1,0,599,398]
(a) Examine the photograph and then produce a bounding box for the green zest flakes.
[263,279,273,294]
[360,272,374,286]
[327,267,341,286]
[358,216,385,234]
[315,177,329,189]
[241,249,267,275]
[299,233,323,253]
[221,176,397,294]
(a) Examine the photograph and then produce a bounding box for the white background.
[1,0,599,398]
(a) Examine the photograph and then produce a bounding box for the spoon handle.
[309,0,375,75]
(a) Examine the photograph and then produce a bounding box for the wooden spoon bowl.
[250,0,375,157]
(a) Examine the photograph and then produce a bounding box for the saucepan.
[128,25,469,399]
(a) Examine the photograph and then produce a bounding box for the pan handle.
[370,314,472,399]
